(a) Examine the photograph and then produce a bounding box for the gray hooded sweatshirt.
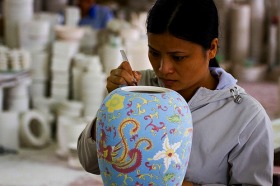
[77,68,273,186]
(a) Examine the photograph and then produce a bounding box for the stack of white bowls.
[30,52,50,98]
[71,53,88,100]
[64,6,81,27]
[19,20,51,53]
[19,50,32,71]
[0,47,32,72]
[57,100,83,118]
[34,12,61,45]
[0,46,9,71]
[81,56,106,117]
[7,79,31,112]
[50,41,79,100]
[18,20,51,99]
[8,50,21,71]
[3,0,34,48]
[7,49,32,72]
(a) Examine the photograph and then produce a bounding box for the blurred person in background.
[78,0,114,29]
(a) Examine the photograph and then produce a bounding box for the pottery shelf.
[0,70,31,88]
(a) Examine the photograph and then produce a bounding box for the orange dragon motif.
[98,118,153,174]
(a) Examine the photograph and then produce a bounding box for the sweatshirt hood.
[188,67,246,110]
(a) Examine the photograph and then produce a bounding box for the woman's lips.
[161,79,176,86]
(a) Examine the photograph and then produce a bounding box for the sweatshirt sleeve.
[227,109,273,185]
[77,118,100,174]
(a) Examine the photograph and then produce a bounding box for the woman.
[78,0,273,185]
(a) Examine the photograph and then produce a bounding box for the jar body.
[96,86,193,186]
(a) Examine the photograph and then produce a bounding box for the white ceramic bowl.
[55,25,85,41]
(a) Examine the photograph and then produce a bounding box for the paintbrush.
[120,50,138,86]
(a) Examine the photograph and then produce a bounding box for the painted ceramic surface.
[96,86,193,186]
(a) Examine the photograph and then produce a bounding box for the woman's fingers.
[106,62,141,93]
[133,71,142,84]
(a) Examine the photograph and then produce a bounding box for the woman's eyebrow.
[148,45,157,51]
[148,45,183,53]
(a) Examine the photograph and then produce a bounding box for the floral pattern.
[96,86,193,186]
[105,94,125,113]
[151,137,181,173]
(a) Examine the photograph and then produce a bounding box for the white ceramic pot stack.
[31,97,55,129]
[34,12,61,44]
[0,112,20,151]
[8,51,21,71]
[79,26,99,55]
[0,47,31,72]
[100,35,123,75]
[3,0,34,48]
[0,49,32,72]
[0,46,9,71]
[51,41,79,100]
[248,0,265,64]
[125,37,152,71]
[56,115,86,158]
[71,53,88,100]
[30,52,50,98]
[57,100,83,118]
[10,49,31,71]
[120,27,140,45]
[229,4,251,66]
[64,6,81,27]
[19,20,51,53]
[213,0,233,60]
[268,21,278,68]
[81,56,106,117]
[7,79,31,112]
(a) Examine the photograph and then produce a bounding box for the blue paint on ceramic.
[96,86,193,186]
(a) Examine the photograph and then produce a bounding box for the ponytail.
[209,57,220,67]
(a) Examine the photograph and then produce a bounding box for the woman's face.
[148,32,217,100]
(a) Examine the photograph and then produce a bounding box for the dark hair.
[146,0,220,67]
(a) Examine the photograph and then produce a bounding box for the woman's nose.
[159,58,174,74]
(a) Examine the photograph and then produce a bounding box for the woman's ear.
[209,38,218,59]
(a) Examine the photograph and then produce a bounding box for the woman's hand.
[106,61,141,93]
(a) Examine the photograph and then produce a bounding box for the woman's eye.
[149,51,160,57]
[172,56,185,62]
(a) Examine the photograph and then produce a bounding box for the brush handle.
[120,50,129,61]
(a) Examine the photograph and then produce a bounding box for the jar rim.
[120,86,172,94]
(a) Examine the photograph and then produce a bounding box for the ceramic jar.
[96,86,193,186]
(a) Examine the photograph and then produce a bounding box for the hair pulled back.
[146,0,219,67]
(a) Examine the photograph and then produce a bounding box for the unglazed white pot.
[96,86,193,186]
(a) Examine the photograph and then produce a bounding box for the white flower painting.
[152,137,182,173]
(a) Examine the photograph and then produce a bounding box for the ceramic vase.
[96,86,193,186]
